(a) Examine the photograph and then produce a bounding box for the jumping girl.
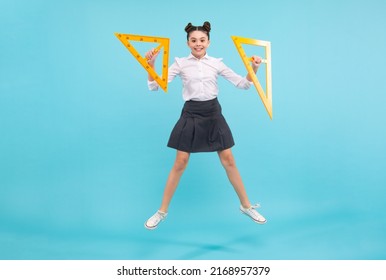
[144,21,266,230]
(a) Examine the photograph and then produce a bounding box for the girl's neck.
[191,52,206,59]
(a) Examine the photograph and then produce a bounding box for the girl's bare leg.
[159,150,190,212]
[218,148,251,209]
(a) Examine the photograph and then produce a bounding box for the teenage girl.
[144,21,266,230]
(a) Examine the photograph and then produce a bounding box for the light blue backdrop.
[1,0,385,259]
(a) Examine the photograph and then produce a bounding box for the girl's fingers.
[251,56,262,65]
[145,51,152,60]
[146,49,157,61]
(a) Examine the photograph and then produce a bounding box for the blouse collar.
[188,53,209,60]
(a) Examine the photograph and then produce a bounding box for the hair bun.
[203,21,211,32]
[184,23,193,33]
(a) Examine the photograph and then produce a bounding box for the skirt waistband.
[183,98,221,116]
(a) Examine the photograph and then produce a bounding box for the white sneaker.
[144,210,167,230]
[240,204,267,224]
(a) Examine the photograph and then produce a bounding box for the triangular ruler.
[115,33,170,92]
[232,36,272,119]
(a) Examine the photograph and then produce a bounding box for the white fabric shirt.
[148,53,251,101]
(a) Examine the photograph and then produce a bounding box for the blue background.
[1,0,385,259]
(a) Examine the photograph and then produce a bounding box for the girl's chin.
[192,51,206,57]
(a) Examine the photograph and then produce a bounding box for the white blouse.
[148,53,251,101]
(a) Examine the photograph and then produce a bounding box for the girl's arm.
[145,48,181,90]
[219,56,261,89]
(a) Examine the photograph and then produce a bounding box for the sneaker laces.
[249,203,261,209]
[154,211,167,221]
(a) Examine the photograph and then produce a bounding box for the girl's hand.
[251,55,262,68]
[145,48,160,66]
[246,55,262,81]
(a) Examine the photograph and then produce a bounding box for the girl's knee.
[220,151,236,168]
[173,154,189,172]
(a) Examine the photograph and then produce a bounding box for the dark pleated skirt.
[167,98,235,153]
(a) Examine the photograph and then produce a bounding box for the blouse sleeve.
[218,60,252,90]
[147,59,181,91]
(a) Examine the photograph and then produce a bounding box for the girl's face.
[187,30,210,59]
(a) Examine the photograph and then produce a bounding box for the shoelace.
[249,203,261,210]
[156,211,167,220]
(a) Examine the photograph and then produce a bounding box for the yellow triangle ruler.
[115,33,170,92]
[231,36,272,119]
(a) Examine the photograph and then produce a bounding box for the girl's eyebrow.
[190,37,207,40]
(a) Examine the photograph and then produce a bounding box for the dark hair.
[184,21,211,40]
